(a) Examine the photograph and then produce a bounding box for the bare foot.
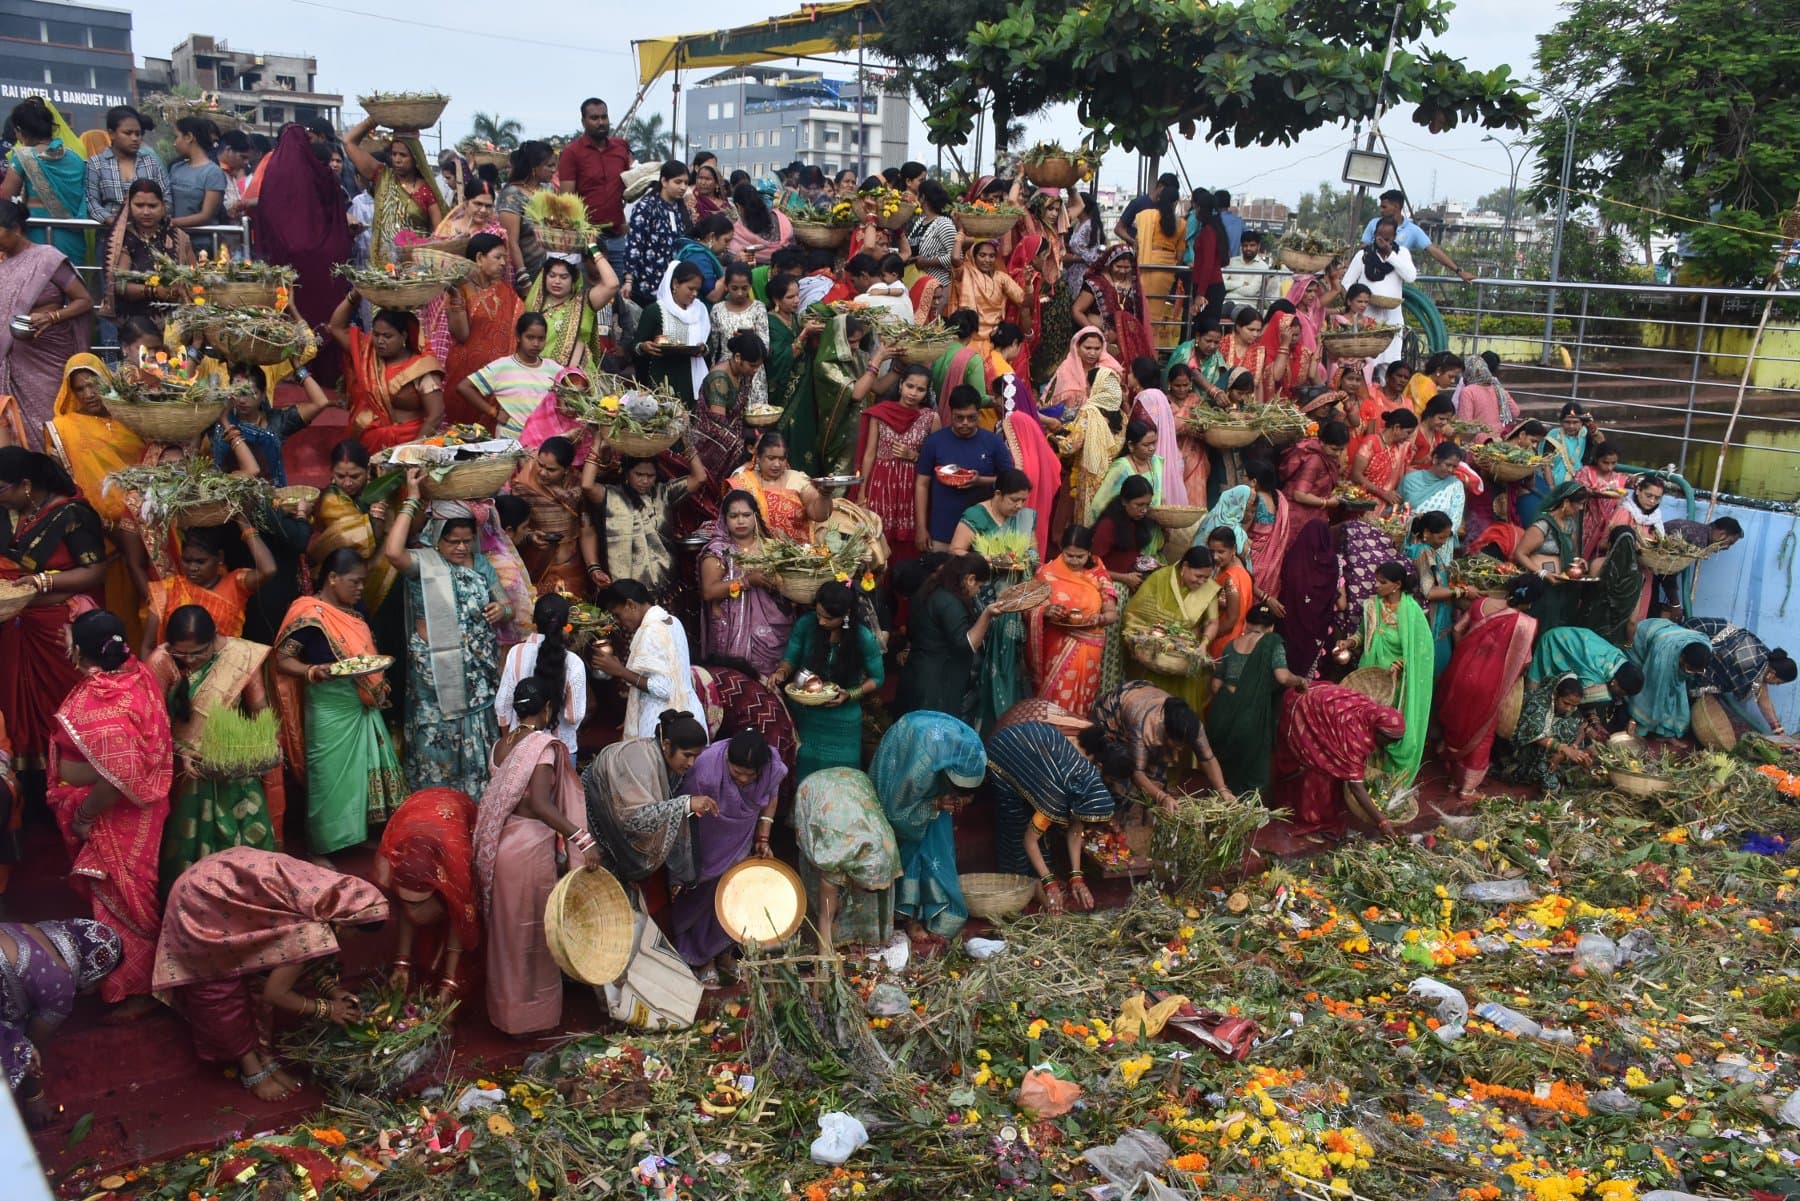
[102,995,159,1025]
[248,1073,292,1103]
[272,1066,303,1094]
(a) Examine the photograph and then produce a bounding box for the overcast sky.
[133,0,1568,209]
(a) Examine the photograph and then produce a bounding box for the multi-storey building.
[0,0,132,131]
[684,66,906,182]
[139,33,341,133]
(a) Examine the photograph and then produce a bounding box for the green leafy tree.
[1532,0,1800,284]
[618,113,673,162]
[876,0,1052,168]
[923,0,1531,159]
[1292,183,1377,233]
[1475,187,1514,214]
[468,112,522,150]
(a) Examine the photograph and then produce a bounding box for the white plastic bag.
[809,1112,869,1165]
[1407,976,1468,1043]
[965,937,1008,959]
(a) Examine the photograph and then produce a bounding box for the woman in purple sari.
[0,199,90,448]
[1276,519,1341,680]
[698,488,795,675]
[667,730,786,987]
[251,124,352,381]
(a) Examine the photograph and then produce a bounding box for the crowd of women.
[0,96,1792,1121]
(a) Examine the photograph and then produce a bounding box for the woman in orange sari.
[1205,526,1254,658]
[141,518,276,659]
[727,433,827,543]
[329,292,446,453]
[44,354,144,634]
[1028,525,1119,715]
[1131,185,1186,351]
[49,610,172,1013]
[1439,575,1545,798]
[442,233,523,425]
[1349,408,1418,514]
[950,239,1025,361]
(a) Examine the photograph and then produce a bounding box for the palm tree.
[618,113,673,162]
[469,112,522,150]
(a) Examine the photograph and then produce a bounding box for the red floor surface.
[19,382,1508,1183]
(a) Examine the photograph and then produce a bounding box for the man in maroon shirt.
[557,97,634,278]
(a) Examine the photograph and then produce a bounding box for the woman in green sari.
[795,767,901,949]
[869,712,987,944]
[148,606,276,890]
[1207,603,1305,793]
[767,581,885,781]
[929,309,988,407]
[1578,525,1642,648]
[1500,674,1592,792]
[343,124,444,269]
[1405,510,1463,678]
[527,254,620,373]
[812,310,873,476]
[1123,546,1221,717]
[948,468,1038,730]
[1625,617,1712,738]
[1333,560,1434,783]
[384,474,508,799]
[768,276,825,472]
[274,549,407,854]
[1512,480,1589,631]
[1087,419,1166,546]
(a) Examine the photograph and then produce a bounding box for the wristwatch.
[294,365,311,381]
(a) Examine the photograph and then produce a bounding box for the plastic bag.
[809,1112,869,1165]
[1016,1069,1083,1118]
[1589,1089,1637,1115]
[1779,1086,1800,1128]
[865,983,911,1017]
[1408,976,1468,1043]
[867,932,909,972]
[1460,878,1535,903]
[965,937,1008,959]
[1081,1128,1173,1188]
[452,1085,505,1114]
[1572,931,1618,977]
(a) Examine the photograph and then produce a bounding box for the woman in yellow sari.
[342,121,445,269]
[1049,330,1127,519]
[308,439,397,612]
[45,353,143,632]
[1123,546,1221,717]
[726,432,829,543]
[1132,184,1186,351]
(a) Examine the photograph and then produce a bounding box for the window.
[822,126,840,144]
[48,63,91,88]
[91,26,130,52]
[95,67,130,93]
[752,131,764,148]
[708,135,717,149]
[44,20,88,47]
[707,103,719,120]
[0,56,43,82]
[722,101,735,119]
[769,130,780,147]
[0,16,39,40]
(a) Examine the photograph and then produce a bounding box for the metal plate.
[714,857,807,947]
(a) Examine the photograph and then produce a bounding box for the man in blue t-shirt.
[1360,189,1475,283]
[914,386,1013,552]
[1115,172,1178,245]
[1215,189,1245,259]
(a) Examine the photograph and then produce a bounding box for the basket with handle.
[1320,330,1395,360]
[792,221,850,250]
[955,210,1019,239]
[1024,158,1081,190]
[418,454,522,501]
[105,396,230,443]
[359,95,449,130]
[961,873,1037,920]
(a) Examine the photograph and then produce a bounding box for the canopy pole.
[671,62,682,161]
[855,12,866,180]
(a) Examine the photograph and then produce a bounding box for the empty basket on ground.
[600,908,704,1031]
[961,873,1037,920]
[1609,766,1672,797]
[544,866,634,986]
[1688,693,1737,750]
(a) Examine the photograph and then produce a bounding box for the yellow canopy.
[633,1,881,87]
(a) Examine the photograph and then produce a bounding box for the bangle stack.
[568,827,597,854]
[313,996,330,1019]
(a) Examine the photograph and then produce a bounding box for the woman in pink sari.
[49,610,172,1013]
[1439,576,1545,797]
[1126,357,1188,506]
[0,200,91,448]
[1246,463,1298,607]
[472,678,596,1036]
[989,325,1063,557]
[1284,274,1327,378]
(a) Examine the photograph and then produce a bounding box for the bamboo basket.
[1320,330,1394,360]
[399,236,468,262]
[1279,249,1338,273]
[1341,666,1398,707]
[360,95,449,130]
[1024,158,1081,190]
[1367,294,1403,310]
[206,319,307,366]
[0,578,36,622]
[1496,678,1524,739]
[419,455,522,501]
[784,682,844,708]
[198,280,283,309]
[607,429,682,458]
[1609,767,1672,797]
[1688,693,1736,751]
[1469,447,1546,484]
[174,499,238,528]
[900,338,957,367]
[955,210,1019,239]
[1149,504,1207,530]
[961,873,1037,920]
[1128,640,1198,677]
[1200,424,1262,449]
[106,396,230,443]
[357,277,453,310]
[744,405,782,428]
[878,198,917,232]
[792,221,850,250]
[1637,541,1712,576]
[773,568,834,605]
[544,866,634,986]
[536,225,591,254]
[405,248,473,280]
[273,485,320,513]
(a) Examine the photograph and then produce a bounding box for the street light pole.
[1482,133,1521,254]
[1533,87,1583,365]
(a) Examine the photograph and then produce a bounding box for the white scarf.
[1620,491,1667,536]
[622,603,706,738]
[655,260,712,396]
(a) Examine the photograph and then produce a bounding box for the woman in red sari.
[374,787,479,1005]
[1250,299,1317,401]
[50,610,173,1013]
[1269,681,1405,839]
[1349,409,1418,513]
[1005,233,1050,365]
[1028,525,1119,715]
[0,448,108,784]
[330,294,445,452]
[1279,420,1349,521]
[854,365,939,562]
[442,233,524,426]
[1071,245,1155,366]
[1439,576,1545,798]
